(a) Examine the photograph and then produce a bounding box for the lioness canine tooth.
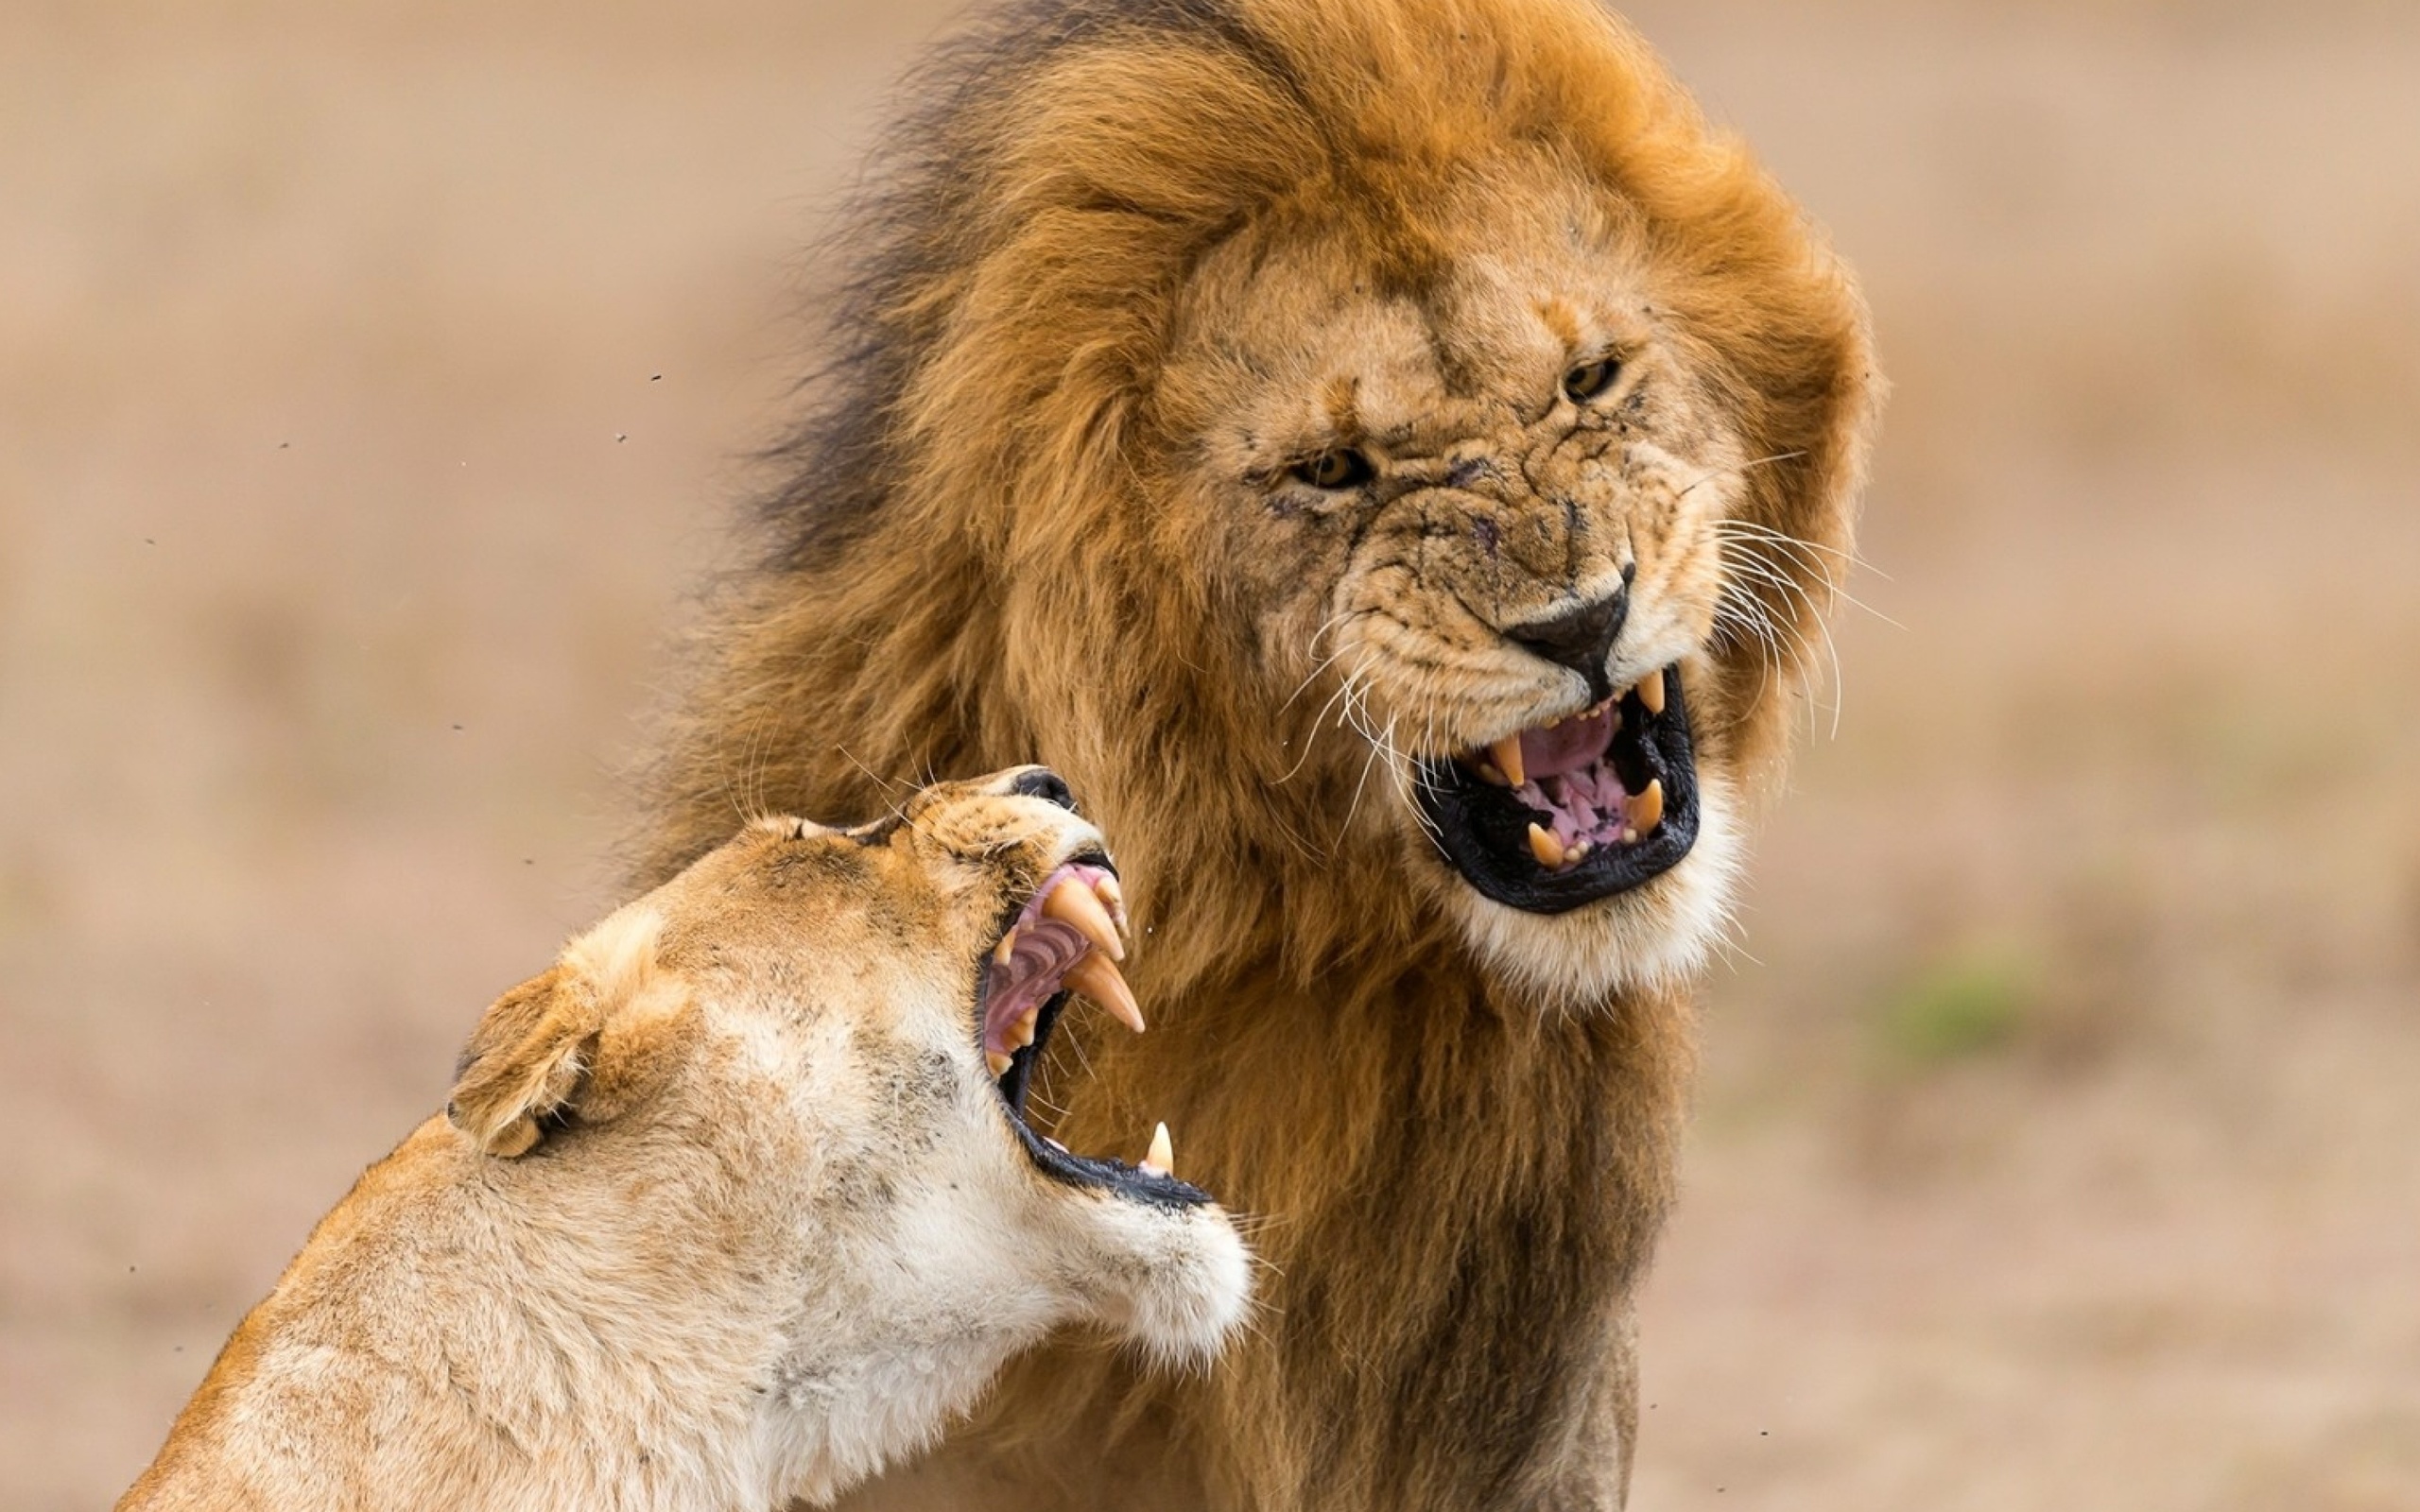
[1490,735,1527,789]
[1065,953,1147,1034]
[1043,878,1125,961]
[1142,1121,1173,1177]
[994,927,1020,966]
[1637,670,1667,716]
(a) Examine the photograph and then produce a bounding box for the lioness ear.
[447,906,669,1157]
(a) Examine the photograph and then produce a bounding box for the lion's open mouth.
[976,860,1209,1209]
[1415,664,1701,914]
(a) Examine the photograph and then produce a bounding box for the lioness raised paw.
[118,767,1252,1512]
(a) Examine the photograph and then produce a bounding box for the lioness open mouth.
[1415,664,1701,914]
[977,859,1208,1209]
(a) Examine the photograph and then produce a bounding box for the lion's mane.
[647,1,1876,1505]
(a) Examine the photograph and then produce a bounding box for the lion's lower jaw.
[1441,769,1742,1008]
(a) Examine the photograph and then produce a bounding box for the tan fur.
[648,0,1879,1505]
[119,774,1251,1512]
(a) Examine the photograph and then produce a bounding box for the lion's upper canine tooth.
[993,926,1019,966]
[1489,734,1527,788]
[985,1049,1015,1078]
[1141,1121,1173,1177]
[1065,952,1146,1034]
[1636,668,1668,716]
[1043,877,1125,961]
[1528,821,1565,869]
[1631,777,1665,835]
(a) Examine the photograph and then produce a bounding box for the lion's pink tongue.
[1520,704,1616,778]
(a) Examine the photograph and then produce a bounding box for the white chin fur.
[1076,1197,1255,1372]
[1438,769,1742,1008]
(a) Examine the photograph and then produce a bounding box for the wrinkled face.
[1162,156,1766,1000]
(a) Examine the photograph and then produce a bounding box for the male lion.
[648,0,1879,1505]
[120,771,1251,1512]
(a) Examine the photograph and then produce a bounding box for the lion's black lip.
[973,857,1209,1210]
[1415,667,1701,914]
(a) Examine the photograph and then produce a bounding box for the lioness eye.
[1288,448,1374,490]
[1562,356,1620,403]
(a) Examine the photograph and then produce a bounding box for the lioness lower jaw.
[981,861,1209,1210]
[1440,766,1742,1006]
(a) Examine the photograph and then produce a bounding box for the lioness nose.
[1007,767,1079,812]
[1507,590,1627,701]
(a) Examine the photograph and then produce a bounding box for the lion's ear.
[447,907,670,1157]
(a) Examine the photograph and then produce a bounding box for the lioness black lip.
[1414,662,1701,913]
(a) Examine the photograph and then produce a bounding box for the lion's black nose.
[1507,590,1627,702]
[1007,767,1079,812]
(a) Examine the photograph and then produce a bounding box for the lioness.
[118,768,1251,1512]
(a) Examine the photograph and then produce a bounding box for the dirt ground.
[5,2,2415,1507]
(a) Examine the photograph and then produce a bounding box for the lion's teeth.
[993,926,1019,966]
[1092,874,1128,932]
[1476,760,1508,786]
[1636,669,1667,716]
[1489,735,1527,788]
[1043,877,1125,961]
[985,1050,1014,1077]
[1010,1008,1040,1049]
[1528,822,1565,869]
[1141,1121,1173,1177]
[1065,952,1146,1033]
[1631,777,1665,835]
[1044,1137,1068,1154]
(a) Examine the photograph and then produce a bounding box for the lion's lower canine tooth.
[1490,735,1527,788]
[1477,760,1507,786]
[1044,878,1125,960]
[1065,953,1146,1033]
[1632,777,1665,834]
[1528,822,1564,868]
[1142,1121,1173,1177]
[985,1050,1014,1077]
[993,926,1019,966]
[1637,669,1667,715]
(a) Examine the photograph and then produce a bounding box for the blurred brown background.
[6,2,2416,1507]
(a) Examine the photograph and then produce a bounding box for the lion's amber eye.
[1562,356,1621,403]
[1288,448,1374,490]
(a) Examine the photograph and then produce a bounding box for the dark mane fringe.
[760,0,1291,571]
